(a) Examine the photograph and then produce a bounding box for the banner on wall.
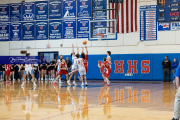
[23,2,35,21]
[10,22,21,41]
[49,20,62,39]
[0,23,9,41]
[77,0,91,17]
[23,22,35,40]
[49,0,62,19]
[36,21,48,40]
[93,0,106,17]
[158,22,180,31]
[77,19,90,38]
[0,4,9,22]
[63,0,76,18]
[10,3,22,22]
[35,1,48,20]
[140,5,157,41]
[63,19,76,39]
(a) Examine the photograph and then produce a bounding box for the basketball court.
[0,81,175,120]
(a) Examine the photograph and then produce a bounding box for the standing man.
[162,56,171,82]
[172,65,180,120]
[65,57,72,78]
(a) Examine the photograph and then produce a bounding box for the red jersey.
[103,61,110,70]
[6,64,11,71]
[60,62,66,69]
[83,54,88,66]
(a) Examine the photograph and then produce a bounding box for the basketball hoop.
[96,33,104,41]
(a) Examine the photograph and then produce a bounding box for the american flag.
[108,0,137,33]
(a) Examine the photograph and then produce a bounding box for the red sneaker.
[102,81,107,84]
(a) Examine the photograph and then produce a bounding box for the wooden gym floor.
[0,80,175,120]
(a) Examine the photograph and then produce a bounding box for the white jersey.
[25,64,32,71]
[72,55,78,67]
[76,58,85,70]
[57,59,61,71]
[107,56,111,68]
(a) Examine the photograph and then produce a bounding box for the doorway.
[38,52,59,61]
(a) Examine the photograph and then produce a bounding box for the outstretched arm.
[77,46,79,54]
[72,44,75,56]
[85,46,88,55]
[98,64,104,68]
[82,47,84,54]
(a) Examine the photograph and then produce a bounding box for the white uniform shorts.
[79,69,86,76]
[71,65,78,72]
[24,69,33,75]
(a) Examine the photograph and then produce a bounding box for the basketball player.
[54,58,68,85]
[172,64,180,120]
[100,58,107,84]
[56,55,63,83]
[106,51,111,66]
[67,44,79,86]
[21,53,36,87]
[98,58,112,86]
[5,64,11,84]
[82,46,88,73]
[76,53,87,86]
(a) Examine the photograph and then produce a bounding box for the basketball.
[83,40,87,45]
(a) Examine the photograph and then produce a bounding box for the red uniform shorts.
[105,69,111,78]
[5,70,10,75]
[58,70,67,75]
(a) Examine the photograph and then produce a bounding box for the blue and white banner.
[0,56,39,64]
[93,0,106,17]
[49,0,62,19]
[77,19,89,38]
[158,22,180,31]
[23,22,35,40]
[35,1,48,20]
[10,3,22,22]
[23,2,35,21]
[0,23,9,41]
[77,0,91,17]
[63,19,76,39]
[63,0,76,18]
[36,21,48,40]
[140,5,157,41]
[0,4,9,22]
[49,20,62,39]
[10,22,21,41]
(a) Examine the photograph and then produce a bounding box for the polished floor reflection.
[0,81,176,120]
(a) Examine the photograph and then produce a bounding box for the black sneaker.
[172,118,179,120]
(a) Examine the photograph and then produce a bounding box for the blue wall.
[60,53,180,81]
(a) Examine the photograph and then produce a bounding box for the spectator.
[14,64,19,80]
[172,58,179,83]
[162,56,171,82]
[0,64,3,81]
[65,57,72,77]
